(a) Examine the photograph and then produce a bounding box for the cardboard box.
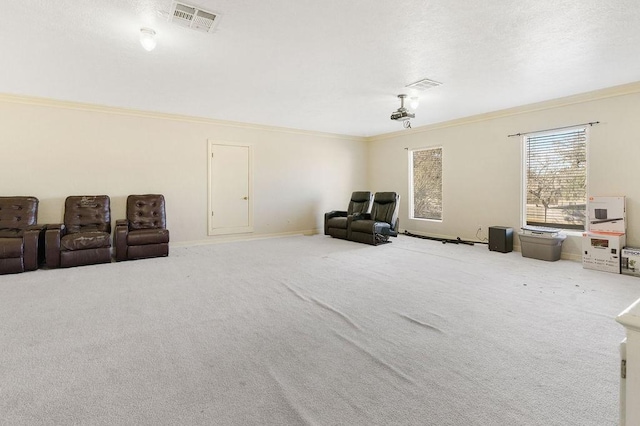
[621,247,640,278]
[588,196,626,233]
[582,232,625,273]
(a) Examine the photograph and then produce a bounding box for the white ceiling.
[2,0,640,137]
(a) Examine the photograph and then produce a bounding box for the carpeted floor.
[1,234,639,425]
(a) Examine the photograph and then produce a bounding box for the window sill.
[562,230,585,238]
[410,217,443,223]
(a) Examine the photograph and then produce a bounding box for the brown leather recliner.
[115,194,169,261]
[46,195,112,268]
[0,196,45,274]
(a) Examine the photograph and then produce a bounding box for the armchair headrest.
[351,191,372,203]
[0,196,38,230]
[373,192,399,204]
[348,191,373,215]
[64,195,111,234]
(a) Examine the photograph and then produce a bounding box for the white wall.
[0,96,369,244]
[4,84,639,256]
[368,83,640,259]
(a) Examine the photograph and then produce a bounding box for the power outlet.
[477,225,483,234]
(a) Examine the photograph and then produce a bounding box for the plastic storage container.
[518,230,566,261]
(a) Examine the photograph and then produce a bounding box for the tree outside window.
[411,147,442,220]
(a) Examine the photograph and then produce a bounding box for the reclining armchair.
[115,194,169,261]
[46,195,112,268]
[324,191,373,240]
[0,196,45,274]
[349,192,400,245]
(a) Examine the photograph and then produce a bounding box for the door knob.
[243,196,248,200]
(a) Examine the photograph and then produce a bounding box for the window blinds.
[525,128,587,229]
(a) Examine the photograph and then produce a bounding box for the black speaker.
[489,226,513,253]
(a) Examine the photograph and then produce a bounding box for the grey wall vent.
[169,1,220,33]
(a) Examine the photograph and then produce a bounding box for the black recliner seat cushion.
[350,220,391,235]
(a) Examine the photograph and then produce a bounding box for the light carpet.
[1,234,639,425]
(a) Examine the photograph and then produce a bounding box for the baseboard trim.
[170,228,321,248]
[403,228,582,262]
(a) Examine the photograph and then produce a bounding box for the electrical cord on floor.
[404,230,486,246]
[476,228,489,244]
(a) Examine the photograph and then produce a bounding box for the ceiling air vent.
[169,1,220,33]
[405,78,442,91]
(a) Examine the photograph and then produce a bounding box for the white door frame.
[207,140,254,235]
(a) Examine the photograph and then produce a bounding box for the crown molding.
[369,80,640,141]
[0,93,363,142]
[4,80,640,143]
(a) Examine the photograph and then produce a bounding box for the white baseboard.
[403,228,583,262]
[170,228,321,248]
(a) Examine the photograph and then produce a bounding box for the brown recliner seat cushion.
[61,232,111,251]
[127,229,169,246]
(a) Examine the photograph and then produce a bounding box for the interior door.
[208,142,252,235]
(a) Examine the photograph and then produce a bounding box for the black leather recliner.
[115,194,169,261]
[349,192,400,245]
[324,191,373,240]
[46,195,112,268]
[0,196,45,274]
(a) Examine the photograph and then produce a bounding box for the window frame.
[520,126,589,232]
[408,145,443,222]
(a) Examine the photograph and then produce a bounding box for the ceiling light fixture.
[139,28,157,51]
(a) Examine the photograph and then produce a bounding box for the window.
[523,127,587,230]
[410,147,442,220]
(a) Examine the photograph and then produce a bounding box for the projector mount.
[390,94,415,129]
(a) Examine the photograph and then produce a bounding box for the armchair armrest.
[351,212,371,221]
[22,226,45,271]
[115,219,129,262]
[45,224,64,268]
[325,210,348,219]
[324,210,348,235]
[390,218,399,236]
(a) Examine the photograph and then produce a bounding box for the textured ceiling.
[2,0,640,137]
